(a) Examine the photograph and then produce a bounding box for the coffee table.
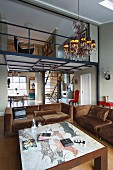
[18,122,107,170]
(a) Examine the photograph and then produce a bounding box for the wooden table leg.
[94,148,107,170]
[10,98,12,107]
[21,97,24,106]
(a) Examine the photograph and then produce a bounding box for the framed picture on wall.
[29,79,35,89]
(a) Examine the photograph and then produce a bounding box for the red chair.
[69,90,79,106]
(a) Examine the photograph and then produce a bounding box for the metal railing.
[0,20,90,61]
[0,20,68,58]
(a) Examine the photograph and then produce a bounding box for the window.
[8,76,27,95]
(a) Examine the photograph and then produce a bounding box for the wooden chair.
[14,36,34,54]
[13,96,23,107]
[69,90,79,106]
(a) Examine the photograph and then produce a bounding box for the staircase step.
[45,87,57,89]
[45,84,57,86]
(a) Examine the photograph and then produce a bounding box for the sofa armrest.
[61,103,73,121]
[4,107,13,134]
[73,105,92,121]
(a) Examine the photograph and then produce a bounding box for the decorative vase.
[31,119,37,133]
[104,96,109,102]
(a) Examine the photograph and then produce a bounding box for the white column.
[0,15,8,115]
[35,72,43,103]
[0,65,8,114]
[90,24,98,63]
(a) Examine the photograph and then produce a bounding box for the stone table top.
[18,122,105,170]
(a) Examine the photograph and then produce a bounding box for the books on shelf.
[37,133,51,141]
[60,138,73,147]
[22,139,37,151]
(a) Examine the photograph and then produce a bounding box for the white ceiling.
[1,0,113,24]
[1,0,113,42]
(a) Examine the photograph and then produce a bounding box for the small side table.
[98,101,113,109]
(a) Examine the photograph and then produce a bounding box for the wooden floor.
[0,116,113,170]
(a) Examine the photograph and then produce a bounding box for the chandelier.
[8,71,21,77]
[64,0,96,60]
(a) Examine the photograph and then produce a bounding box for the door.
[80,73,91,105]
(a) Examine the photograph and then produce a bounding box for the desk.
[19,122,107,170]
[98,101,113,109]
[8,94,27,107]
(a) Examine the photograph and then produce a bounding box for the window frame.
[8,76,27,95]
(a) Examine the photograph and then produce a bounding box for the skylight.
[99,0,113,10]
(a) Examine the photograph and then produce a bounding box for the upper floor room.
[0,0,104,73]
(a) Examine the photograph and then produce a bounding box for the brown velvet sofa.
[73,105,113,144]
[4,102,73,134]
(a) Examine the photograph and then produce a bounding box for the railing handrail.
[0,32,61,46]
[49,73,62,101]
[0,20,70,39]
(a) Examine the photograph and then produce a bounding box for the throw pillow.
[88,105,109,121]
[13,107,27,119]
[34,110,57,117]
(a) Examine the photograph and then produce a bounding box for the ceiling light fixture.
[99,0,113,11]
[64,0,96,61]
[8,71,21,77]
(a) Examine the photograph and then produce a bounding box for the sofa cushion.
[34,110,57,117]
[107,109,113,122]
[13,118,33,132]
[88,106,109,121]
[39,103,61,112]
[13,107,27,120]
[61,102,73,115]
[74,105,92,119]
[42,112,70,124]
[35,116,45,125]
[13,116,45,132]
[76,115,112,133]
[26,105,39,118]
[97,124,113,144]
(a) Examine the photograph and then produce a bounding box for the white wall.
[74,67,97,105]
[0,20,8,50]
[21,72,35,95]
[0,65,8,114]
[35,72,43,103]
[0,15,8,115]
[99,22,113,101]
[90,24,98,63]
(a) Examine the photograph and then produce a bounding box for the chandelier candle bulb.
[86,37,91,44]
